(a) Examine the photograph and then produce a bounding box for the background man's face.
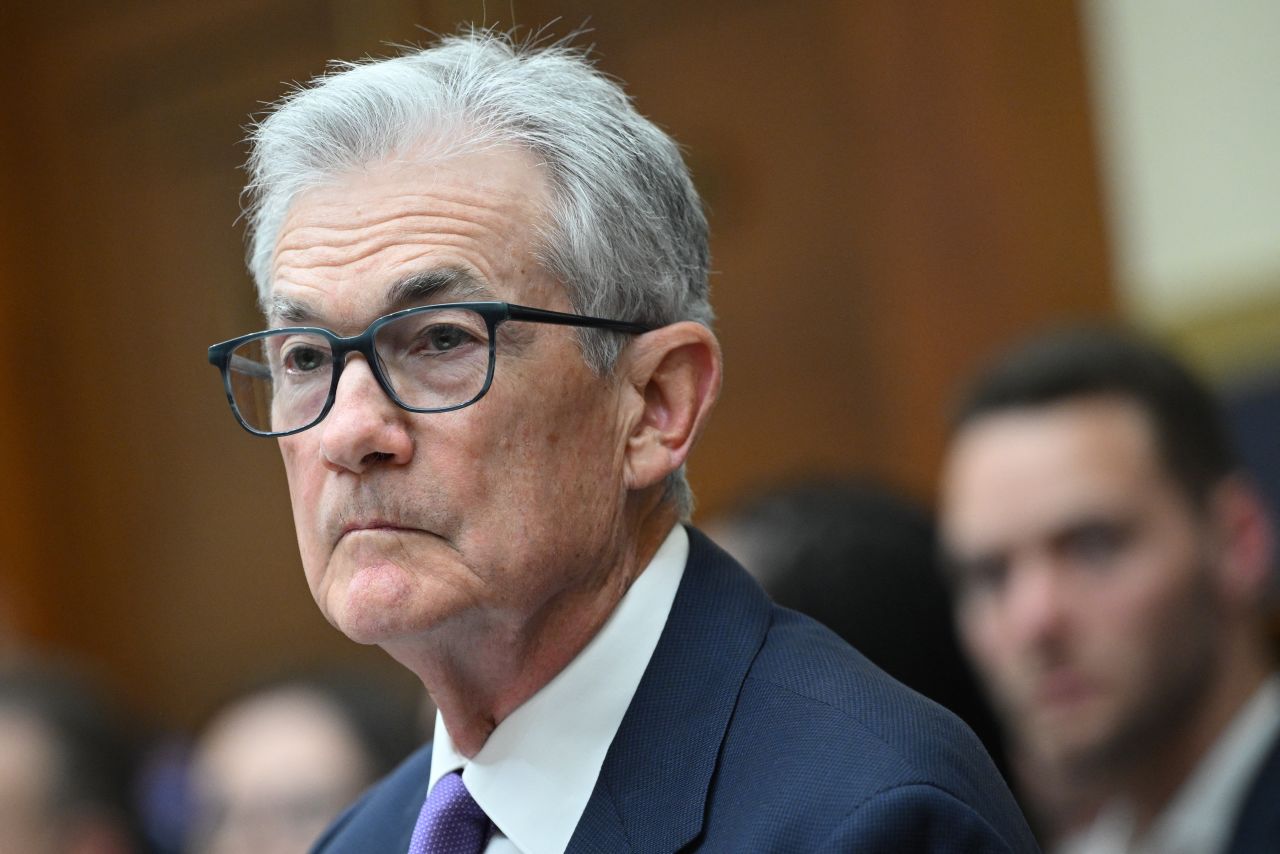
[940,397,1224,776]
[187,691,371,854]
[270,146,631,649]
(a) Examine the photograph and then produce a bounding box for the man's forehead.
[264,146,557,327]
[950,397,1160,478]
[942,398,1162,548]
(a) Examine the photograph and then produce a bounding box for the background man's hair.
[243,28,711,517]
[951,324,1239,505]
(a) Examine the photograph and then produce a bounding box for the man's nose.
[317,356,414,473]
[1004,560,1070,646]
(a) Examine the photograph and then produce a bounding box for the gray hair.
[243,30,711,517]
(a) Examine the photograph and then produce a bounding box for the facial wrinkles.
[323,477,454,551]
[276,213,519,297]
[273,156,546,285]
[272,147,638,659]
[294,324,604,618]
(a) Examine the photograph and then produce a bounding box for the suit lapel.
[392,770,429,851]
[567,527,772,853]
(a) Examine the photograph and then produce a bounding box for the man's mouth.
[1033,669,1097,712]
[338,520,416,540]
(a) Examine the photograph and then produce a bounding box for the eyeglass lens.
[225,307,493,433]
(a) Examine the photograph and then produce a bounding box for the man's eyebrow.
[386,268,493,307]
[265,268,495,326]
[266,296,315,325]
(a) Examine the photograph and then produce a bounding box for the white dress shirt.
[426,524,689,854]
[1056,674,1280,854]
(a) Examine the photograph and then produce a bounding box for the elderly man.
[208,32,1034,853]
[940,327,1280,853]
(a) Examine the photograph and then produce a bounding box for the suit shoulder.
[707,605,1037,851]
[826,782,1035,853]
[745,605,981,755]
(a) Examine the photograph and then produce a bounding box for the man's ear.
[620,321,722,493]
[1209,475,1276,607]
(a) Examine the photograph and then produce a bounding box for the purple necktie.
[407,771,492,854]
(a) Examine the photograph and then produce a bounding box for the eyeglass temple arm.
[228,354,273,380]
[505,303,654,335]
[207,345,273,381]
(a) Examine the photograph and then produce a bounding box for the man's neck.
[387,506,681,756]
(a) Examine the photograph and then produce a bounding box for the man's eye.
[970,561,1008,595]
[282,344,331,374]
[419,324,477,353]
[1061,522,1130,567]
[949,556,1009,599]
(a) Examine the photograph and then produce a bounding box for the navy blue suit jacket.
[1225,722,1280,853]
[313,528,1039,852]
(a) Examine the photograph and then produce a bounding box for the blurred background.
[1,0,1278,761]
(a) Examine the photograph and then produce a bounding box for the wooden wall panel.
[0,0,438,721]
[0,4,55,648]
[829,1,1113,496]
[1,0,1113,725]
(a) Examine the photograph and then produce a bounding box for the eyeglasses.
[207,301,653,437]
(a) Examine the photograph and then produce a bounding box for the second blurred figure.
[940,327,1280,853]
[185,672,422,854]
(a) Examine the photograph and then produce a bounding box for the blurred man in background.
[939,327,1280,852]
[185,671,421,854]
[0,662,142,854]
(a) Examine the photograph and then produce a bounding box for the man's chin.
[1022,712,1120,777]
[329,611,399,645]
[323,562,428,645]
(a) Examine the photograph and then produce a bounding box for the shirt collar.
[427,524,688,854]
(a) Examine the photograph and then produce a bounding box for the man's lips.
[1032,670,1097,711]
[337,521,419,540]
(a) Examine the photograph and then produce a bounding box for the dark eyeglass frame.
[207,300,655,437]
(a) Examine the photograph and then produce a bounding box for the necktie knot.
[408,771,492,854]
